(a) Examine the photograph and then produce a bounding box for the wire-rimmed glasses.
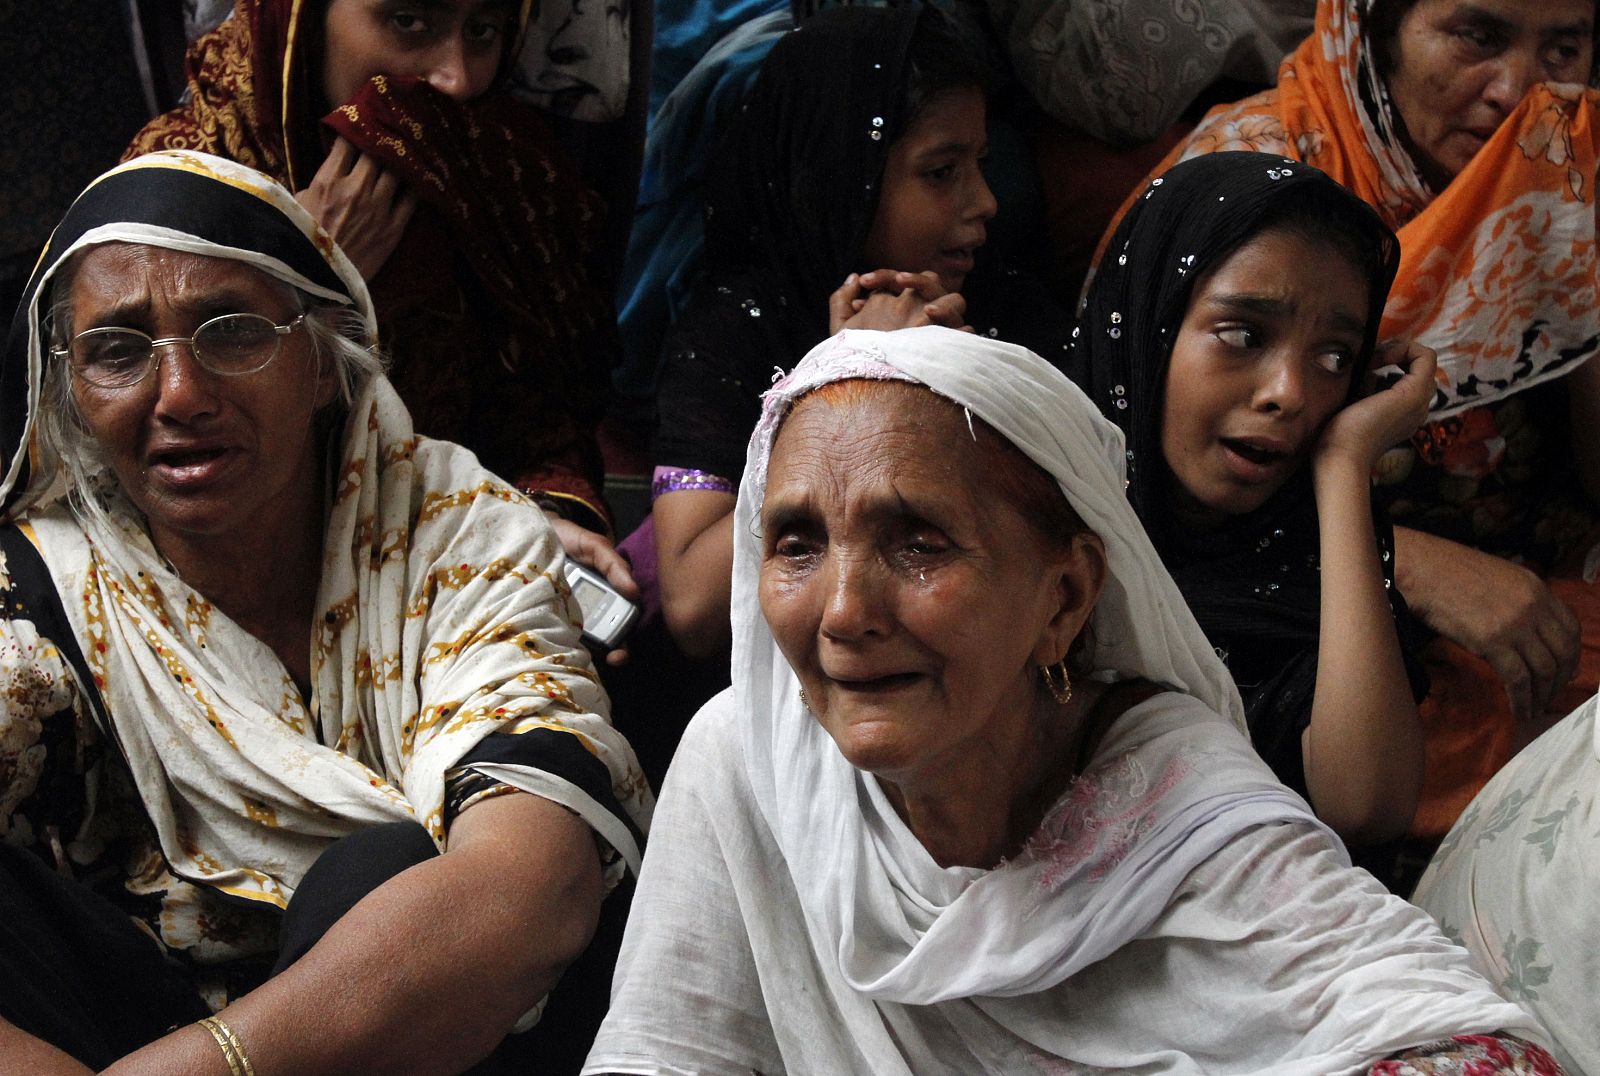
[51,312,308,389]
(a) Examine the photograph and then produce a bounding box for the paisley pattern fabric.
[511,0,633,122]
[988,0,1312,144]
[1375,1035,1564,1075]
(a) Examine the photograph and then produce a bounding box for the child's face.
[859,87,997,294]
[1159,228,1370,529]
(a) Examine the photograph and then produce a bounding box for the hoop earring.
[1040,661,1072,705]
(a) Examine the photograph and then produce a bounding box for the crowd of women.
[0,0,1594,1072]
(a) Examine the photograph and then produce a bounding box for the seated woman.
[651,4,1073,658]
[126,0,633,601]
[585,326,1555,1074]
[0,151,650,1074]
[1108,0,1600,836]
[1412,692,1600,1076]
[1072,152,1434,847]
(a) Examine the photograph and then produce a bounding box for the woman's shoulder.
[1093,686,1263,765]
[673,688,745,769]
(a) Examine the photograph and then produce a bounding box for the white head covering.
[730,327,1313,1004]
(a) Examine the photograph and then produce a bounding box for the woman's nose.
[426,41,481,102]
[150,345,222,422]
[968,171,998,223]
[1253,354,1306,416]
[1484,48,1540,114]
[819,554,887,641]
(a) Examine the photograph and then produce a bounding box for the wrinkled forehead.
[58,242,303,327]
[763,378,1031,510]
[768,379,967,466]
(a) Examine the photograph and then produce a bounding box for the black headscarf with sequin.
[1070,151,1425,797]
[652,3,1071,483]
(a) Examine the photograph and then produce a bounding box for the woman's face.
[1159,228,1370,529]
[758,382,1100,782]
[64,244,337,556]
[1384,0,1593,190]
[322,0,518,107]
[859,87,998,294]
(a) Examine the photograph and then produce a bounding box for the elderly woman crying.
[586,327,1563,1075]
[0,151,650,1074]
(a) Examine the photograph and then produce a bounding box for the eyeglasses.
[52,312,308,389]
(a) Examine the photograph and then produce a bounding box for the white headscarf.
[730,327,1316,1003]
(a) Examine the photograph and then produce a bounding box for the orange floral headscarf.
[1125,0,1600,419]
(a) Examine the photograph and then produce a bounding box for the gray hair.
[39,250,384,531]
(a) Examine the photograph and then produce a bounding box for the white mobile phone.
[562,559,641,650]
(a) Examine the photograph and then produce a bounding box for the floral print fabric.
[1375,1034,1563,1074]
[1413,695,1600,1076]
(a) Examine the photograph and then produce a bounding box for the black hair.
[903,6,994,126]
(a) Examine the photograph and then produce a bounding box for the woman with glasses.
[0,151,650,1074]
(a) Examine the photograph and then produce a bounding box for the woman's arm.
[1302,345,1435,842]
[654,489,738,658]
[1392,527,1579,723]
[0,1019,92,1074]
[106,793,602,1076]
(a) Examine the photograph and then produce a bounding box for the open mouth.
[1219,438,1288,467]
[938,247,977,273]
[150,446,228,469]
[830,672,921,694]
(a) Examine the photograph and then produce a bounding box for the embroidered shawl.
[1072,151,1425,797]
[1,151,649,910]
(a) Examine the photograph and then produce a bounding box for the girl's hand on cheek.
[1314,339,1437,471]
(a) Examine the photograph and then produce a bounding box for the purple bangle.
[652,467,736,498]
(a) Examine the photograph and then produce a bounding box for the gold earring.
[799,688,811,709]
[1040,661,1072,705]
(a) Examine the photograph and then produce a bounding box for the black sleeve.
[651,318,768,484]
[446,730,645,856]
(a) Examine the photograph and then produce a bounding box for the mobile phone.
[562,559,641,650]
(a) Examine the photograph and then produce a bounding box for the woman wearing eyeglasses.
[0,151,651,1075]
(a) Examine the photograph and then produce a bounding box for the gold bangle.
[197,1016,256,1076]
